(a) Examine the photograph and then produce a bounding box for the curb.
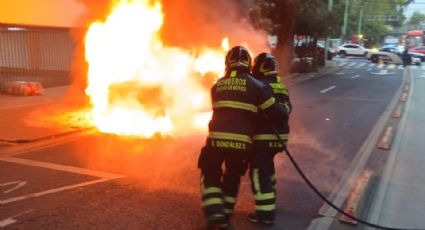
[0,127,95,145]
[287,65,341,86]
[307,64,410,230]
[339,170,374,225]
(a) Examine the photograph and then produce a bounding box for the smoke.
[76,133,206,193]
[64,0,270,190]
[159,0,269,53]
[66,0,269,102]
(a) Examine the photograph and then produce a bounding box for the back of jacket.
[207,69,286,152]
[253,74,292,151]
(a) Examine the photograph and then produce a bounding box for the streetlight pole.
[325,0,333,63]
[341,0,349,43]
[357,0,364,45]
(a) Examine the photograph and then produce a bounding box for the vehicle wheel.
[364,52,368,57]
[371,55,379,63]
[339,51,346,58]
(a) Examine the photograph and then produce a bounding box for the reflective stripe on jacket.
[207,69,286,151]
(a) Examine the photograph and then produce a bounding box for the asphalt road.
[0,58,409,230]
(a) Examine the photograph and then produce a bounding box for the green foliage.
[248,0,413,43]
[407,11,425,26]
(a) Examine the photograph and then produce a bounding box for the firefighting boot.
[206,213,227,230]
[247,212,275,225]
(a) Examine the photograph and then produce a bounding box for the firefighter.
[197,46,288,229]
[247,52,292,225]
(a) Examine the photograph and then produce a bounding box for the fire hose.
[263,114,421,230]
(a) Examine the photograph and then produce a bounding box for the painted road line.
[338,62,347,67]
[0,181,27,194]
[339,170,373,225]
[356,63,366,68]
[0,178,111,205]
[0,210,33,227]
[377,126,395,150]
[0,157,124,179]
[367,68,372,72]
[391,104,404,119]
[368,63,375,67]
[371,70,393,75]
[400,92,408,102]
[403,83,410,92]
[420,74,425,78]
[387,64,396,69]
[308,64,408,230]
[351,75,360,79]
[347,63,356,67]
[320,86,336,93]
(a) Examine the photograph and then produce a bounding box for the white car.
[367,47,422,65]
[335,44,370,57]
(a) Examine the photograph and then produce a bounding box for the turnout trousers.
[198,146,248,218]
[249,150,278,220]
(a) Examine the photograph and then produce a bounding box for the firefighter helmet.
[252,52,278,78]
[225,46,252,71]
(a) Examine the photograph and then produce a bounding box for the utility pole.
[358,0,364,45]
[341,0,349,43]
[325,0,333,63]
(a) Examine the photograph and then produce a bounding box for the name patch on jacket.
[210,139,247,150]
[216,78,247,92]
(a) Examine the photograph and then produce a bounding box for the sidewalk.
[366,68,425,229]
[0,85,87,143]
[0,63,339,144]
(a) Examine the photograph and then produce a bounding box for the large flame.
[85,0,228,137]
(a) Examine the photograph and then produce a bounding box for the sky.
[404,0,425,18]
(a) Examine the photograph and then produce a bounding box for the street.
[1,58,424,230]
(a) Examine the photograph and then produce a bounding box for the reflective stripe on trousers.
[200,176,224,216]
[251,168,276,216]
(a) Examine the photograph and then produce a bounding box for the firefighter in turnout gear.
[198,46,288,229]
[247,53,292,225]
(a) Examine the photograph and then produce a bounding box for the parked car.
[294,43,336,63]
[317,43,336,60]
[366,46,422,65]
[409,46,425,55]
[335,43,370,57]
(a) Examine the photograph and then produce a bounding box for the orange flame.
[84,0,227,137]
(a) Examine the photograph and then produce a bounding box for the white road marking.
[335,71,345,75]
[368,63,375,67]
[367,68,372,72]
[387,64,396,69]
[356,63,366,68]
[0,157,123,179]
[0,210,33,227]
[0,157,125,205]
[352,75,360,79]
[337,62,347,66]
[0,181,26,194]
[0,178,110,205]
[347,62,356,67]
[419,74,425,78]
[320,86,336,93]
[398,65,404,69]
[371,70,393,75]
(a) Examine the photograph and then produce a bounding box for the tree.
[407,11,425,27]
